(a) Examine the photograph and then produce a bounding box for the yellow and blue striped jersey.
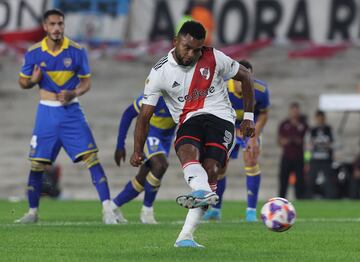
[228,78,270,127]
[133,95,176,138]
[19,37,91,93]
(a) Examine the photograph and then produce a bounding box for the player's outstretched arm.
[130,104,155,167]
[115,104,139,167]
[233,66,255,137]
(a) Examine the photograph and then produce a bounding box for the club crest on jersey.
[63,58,72,68]
[200,67,210,80]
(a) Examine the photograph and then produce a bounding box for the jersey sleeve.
[143,68,162,106]
[213,48,240,81]
[133,95,143,113]
[77,48,91,78]
[19,51,34,78]
[257,84,270,112]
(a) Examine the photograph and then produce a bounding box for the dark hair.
[315,110,325,117]
[43,9,65,21]
[178,20,206,40]
[238,60,253,71]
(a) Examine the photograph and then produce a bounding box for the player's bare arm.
[233,65,255,137]
[58,77,91,105]
[246,111,268,159]
[130,104,155,167]
[114,148,126,167]
[19,65,42,89]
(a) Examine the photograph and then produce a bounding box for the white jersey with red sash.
[143,47,239,125]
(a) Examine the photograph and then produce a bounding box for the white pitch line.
[1,217,360,227]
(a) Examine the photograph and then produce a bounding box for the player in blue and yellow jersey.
[16,9,118,224]
[110,94,176,224]
[204,60,270,222]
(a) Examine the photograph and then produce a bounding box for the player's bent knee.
[150,160,168,178]
[30,160,46,172]
[82,153,99,169]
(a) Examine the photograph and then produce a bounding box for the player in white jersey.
[130,21,255,248]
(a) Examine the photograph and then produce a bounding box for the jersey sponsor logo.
[177,86,215,102]
[63,58,72,68]
[199,67,210,80]
[40,61,47,68]
[172,81,180,88]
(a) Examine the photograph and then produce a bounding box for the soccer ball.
[260,197,296,232]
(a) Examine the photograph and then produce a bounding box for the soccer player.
[129,21,255,248]
[203,60,270,222]
[16,9,118,224]
[111,94,176,224]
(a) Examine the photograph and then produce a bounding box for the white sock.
[102,199,112,211]
[176,208,204,241]
[183,162,211,191]
[28,208,38,215]
[110,200,119,211]
[142,205,153,212]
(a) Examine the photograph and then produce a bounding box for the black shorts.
[174,114,235,167]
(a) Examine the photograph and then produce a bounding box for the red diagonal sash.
[179,47,216,124]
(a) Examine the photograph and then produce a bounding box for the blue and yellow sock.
[143,172,161,207]
[84,154,110,202]
[88,163,110,202]
[213,176,226,209]
[27,170,43,208]
[245,165,261,209]
[113,179,144,207]
[27,161,46,208]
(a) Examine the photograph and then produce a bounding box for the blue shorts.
[143,132,172,162]
[29,102,98,163]
[230,136,261,159]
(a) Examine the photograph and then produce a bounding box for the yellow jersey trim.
[68,39,82,49]
[150,116,175,130]
[146,151,166,160]
[78,74,91,78]
[227,79,242,98]
[19,72,31,78]
[133,100,141,113]
[41,36,70,57]
[254,82,266,93]
[28,42,42,52]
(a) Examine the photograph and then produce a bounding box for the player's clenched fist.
[239,119,255,138]
[130,151,145,167]
[58,90,76,105]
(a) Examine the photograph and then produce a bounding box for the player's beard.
[174,49,193,66]
[48,32,63,44]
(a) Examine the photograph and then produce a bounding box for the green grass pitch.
[1,200,359,261]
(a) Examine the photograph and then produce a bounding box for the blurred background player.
[111,94,176,224]
[307,110,336,199]
[204,60,270,222]
[15,9,117,224]
[130,21,255,248]
[277,102,308,199]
